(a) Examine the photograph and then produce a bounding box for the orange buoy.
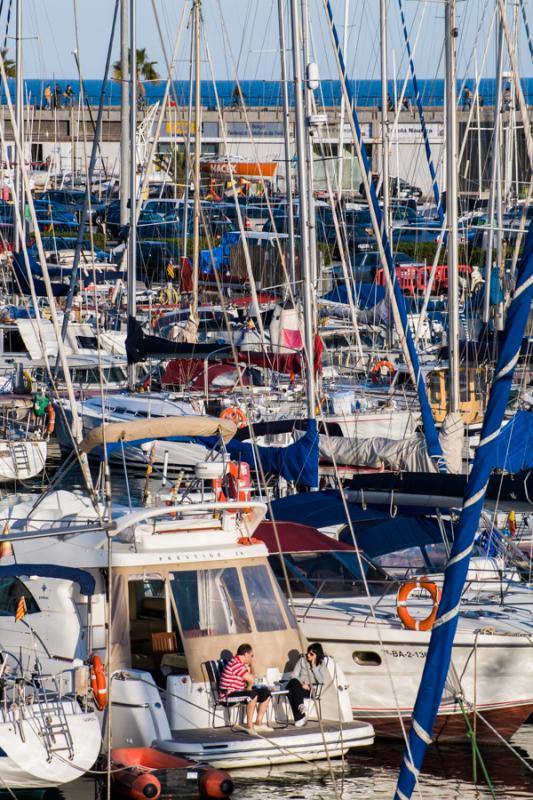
[371,359,396,385]
[220,406,247,427]
[396,579,441,631]
[45,404,56,435]
[111,748,234,799]
[89,653,107,710]
[198,766,235,798]
[113,768,161,800]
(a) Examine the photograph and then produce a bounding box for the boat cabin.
[113,544,301,685]
[427,365,490,425]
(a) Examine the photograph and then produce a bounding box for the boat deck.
[169,719,370,744]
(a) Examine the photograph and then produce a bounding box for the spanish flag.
[15,596,26,623]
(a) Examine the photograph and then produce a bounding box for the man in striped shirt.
[218,643,272,734]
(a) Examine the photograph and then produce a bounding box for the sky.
[11,0,533,82]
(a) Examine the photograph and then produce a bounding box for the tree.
[112,48,160,84]
[0,49,16,79]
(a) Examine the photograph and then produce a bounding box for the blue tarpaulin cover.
[323,282,385,308]
[491,411,533,473]
[222,418,319,488]
[0,564,95,595]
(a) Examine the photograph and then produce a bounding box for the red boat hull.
[358,701,533,743]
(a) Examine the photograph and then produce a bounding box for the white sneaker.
[294,715,308,728]
[255,724,275,733]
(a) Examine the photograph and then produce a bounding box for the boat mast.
[445,0,460,413]
[300,0,317,293]
[127,0,137,392]
[14,0,23,249]
[182,23,195,260]
[120,0,129,226]
[336,0,349,197]
[483,10,505,326]
[380,0,390,238]
[191,0,201,317]
[289,0,316,421]
[277,0,297,289]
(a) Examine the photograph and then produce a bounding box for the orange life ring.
[89,653,107,710]
[45,404,55,435]
[396,579,441,632]
[371,359,396,384]
[220,407,247,428]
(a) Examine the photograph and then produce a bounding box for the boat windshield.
[373,542,451,577]
[0,578,40,616]
[170,568,252,638]
[269,552,392,598]
[242,564,288,632]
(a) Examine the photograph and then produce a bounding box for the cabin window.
[459,370,471,403]
[353,651,382,667]
[428,373,442,404]
[0,578,40,616]
[170,568,251,638]
[242,565,287,632]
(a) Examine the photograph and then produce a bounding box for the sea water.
[56,727,533,799]
[5,77,533,110]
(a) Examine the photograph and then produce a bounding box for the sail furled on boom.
[395,222,533,800]
[323,0,444,469]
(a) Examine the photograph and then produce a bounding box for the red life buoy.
[371,359,396,385]
[396,579,441,631]
[89,653,107,710]
[45,404,55,435]
[220,407,247,428]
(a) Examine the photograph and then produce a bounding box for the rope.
[3,0,13,52]
[519,0,533,64]
[457,697,496,799]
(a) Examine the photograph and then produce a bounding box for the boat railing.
[110,500,267,537]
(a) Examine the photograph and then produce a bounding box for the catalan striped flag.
[15,596,26,623]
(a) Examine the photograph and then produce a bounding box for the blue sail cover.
[395,222,533,799]
[492,411,533,473]
[324,0,444,470]
[222,419,319,488]
[13,251,70,297]
[323,283,385,308]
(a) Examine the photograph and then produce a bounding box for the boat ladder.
[35,687,75,762]
[9,442,31,479]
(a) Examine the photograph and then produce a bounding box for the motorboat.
[0,417,375,768]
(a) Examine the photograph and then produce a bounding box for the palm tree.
[112,48,160,83]
[0,49,16,79]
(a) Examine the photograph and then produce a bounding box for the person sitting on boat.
[286,642,328,728]
[218,643,272,734]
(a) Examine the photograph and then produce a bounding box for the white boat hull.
[0,440,47,482]
[0,700,101,788]
[155,721,374,769]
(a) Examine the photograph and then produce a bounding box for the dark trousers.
[226,686,270,704]
[286,678,311,721]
